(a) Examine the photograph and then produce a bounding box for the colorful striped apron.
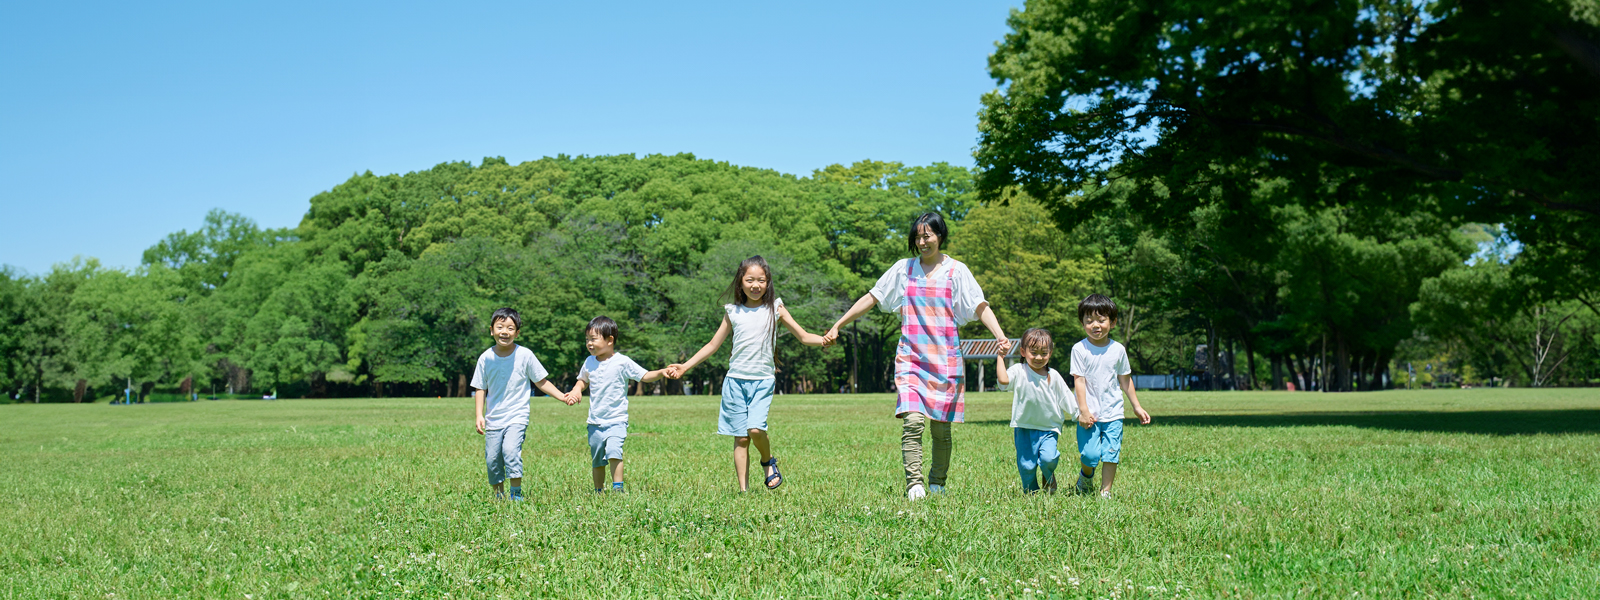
[894,259,964,423]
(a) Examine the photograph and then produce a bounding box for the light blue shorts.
[485,423,527,486]
[587,423,627,468]
[1076,420,1123,468]
[718,377,775,436]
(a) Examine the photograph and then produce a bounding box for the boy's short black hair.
[1077,294,1118,322]
[585,316,619,343]
[907,212,949,253]
[1021,328,1053,352]
[490,307,522,331]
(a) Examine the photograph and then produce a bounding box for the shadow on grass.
[968,410,1600,436]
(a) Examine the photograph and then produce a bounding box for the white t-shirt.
[1070,338,1131,423]
[470,345,549,430]
[868,256,987,325]
[578,353,649,427]
[725,298,783,381]
[1003,363,1076,432]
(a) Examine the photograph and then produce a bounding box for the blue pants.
[1013,428,1060,492]
[1076,420,1123,468]
[485,423,527,486]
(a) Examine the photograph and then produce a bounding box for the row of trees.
[2,151,1595,402]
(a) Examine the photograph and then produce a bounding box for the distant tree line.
[1,152,1595,403]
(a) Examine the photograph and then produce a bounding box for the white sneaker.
[906,483,927,501]
[1099,490,1113,499]
[928,484,946,495]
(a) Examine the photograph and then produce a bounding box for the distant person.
[563,316,668,494]
[996,328,1075,494]
[1070,294,1151,498]
[472,308,576,502]
[825,212,1011,501]
[665,255,830,492]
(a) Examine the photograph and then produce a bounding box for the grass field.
[3,389,1598,599]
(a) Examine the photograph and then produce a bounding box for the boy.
[472,308,576,501]
[562,316,667,493]
[996,328,1075,493]
[1070,294,1151,498]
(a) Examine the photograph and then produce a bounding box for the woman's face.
[913,224,941,259]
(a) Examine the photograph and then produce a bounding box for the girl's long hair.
[722,255,779,354]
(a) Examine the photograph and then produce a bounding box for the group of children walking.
[471,211,1151,501]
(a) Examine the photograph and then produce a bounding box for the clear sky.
[0,0,1022,275]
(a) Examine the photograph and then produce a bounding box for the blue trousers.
[1013,428,1060,492]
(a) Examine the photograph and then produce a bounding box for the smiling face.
[584,328,615,359]
[741,265,768,305]
[1021,342,1051,372]
[491,317,519,350]
[912,224,942,261]
[1082,312,1114,344]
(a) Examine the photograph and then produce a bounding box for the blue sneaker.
[509,487,524,502]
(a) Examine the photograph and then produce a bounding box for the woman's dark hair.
[722,255,779,353]
[490,307,522,331]
[1077,294,1119,322]
[585,316,620,343]
[1021,328,1053,353]
[907,212,949,254]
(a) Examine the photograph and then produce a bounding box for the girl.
[825,212,1011,500]
[666,256,830,492]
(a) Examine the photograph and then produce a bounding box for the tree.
[976,0,1600,307]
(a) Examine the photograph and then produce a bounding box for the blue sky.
[0,0,1021,275]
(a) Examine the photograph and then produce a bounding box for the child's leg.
[927,419,952,487]
[588,424,607,491]
[749,428,774,482]
[732,436,752,491]
[609,459,624,484]
[1077,423,1102,477]
[901,412,926,492]
[1039,431,1061,488]
[1098,421,1124,494]
[504,423,526,493]
[1014,428,1039,492]
[592,466,606,491]
[485,427,506,495]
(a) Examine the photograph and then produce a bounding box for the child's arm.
[564,379,587,405]
[995,353,1010,387]
[474,389,488,434]
[777,304,829,347]
[668,316,733,379]
[1119,373,1150,424]
[534,378,576,406]
[1072,374,1095,428]
[824,293,878,345]
[639,368,668,383]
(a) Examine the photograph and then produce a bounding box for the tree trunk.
[1242,336,1259,391]
[73,379,87,403]
[1334,331,1351,392]
[1271,354,1284,390]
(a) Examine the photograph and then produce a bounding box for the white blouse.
[868,255,987,325]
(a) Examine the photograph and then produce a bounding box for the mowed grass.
[3,389,1598,599]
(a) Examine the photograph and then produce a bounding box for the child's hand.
[1077,412,1095,429]
[996,338,1013,356]
[822,326,839,346]
[1134,406,1151,425]
[475,415,487,435]
[664,364,683,379]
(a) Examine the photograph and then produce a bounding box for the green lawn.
[3,389,1597,598]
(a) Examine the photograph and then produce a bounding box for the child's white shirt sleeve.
[1053,369,1079,418]
[622,357,648,381]
[1000,363,1027,391]
[1116,344,1132,376]
[470,354,487,390]
[577,358,594,384]
[520,348,549,384]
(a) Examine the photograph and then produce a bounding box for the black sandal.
[761,456,783,490]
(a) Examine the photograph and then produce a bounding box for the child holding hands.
[665,256,829,492]
[996,328,1075,494]
[1069,294,1151,498]
[472,308,577,501]
[563,316,668,493]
